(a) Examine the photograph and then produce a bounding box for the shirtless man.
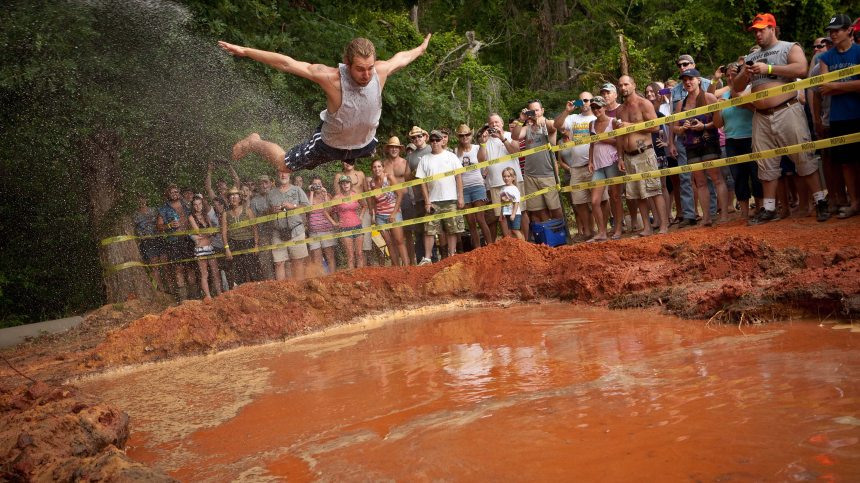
[219,35,431,173]
[732,13,830,224]
[334,159,373,265]
[381,136,416,265]
[615,75,669,237]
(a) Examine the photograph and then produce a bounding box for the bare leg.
[777,178,791,219]
[322,246,337,273]
[390,227,408,266]
[842,164,859,213]
[232,133,291,173]
[402,230,416,265]
[521,211,530,241]
[635,200,654,236]
[652,193,669,234]
[291,258,306,280]
[574,203,593,238]
[590,188,608,240]
[274,261,287,281]
[355,239,365,268]
[446,233,458,257]
[706,167,729,223]
[790,179,812,218]
[474,202,492,247]
[423,234,435,258]
[609,186,625,237]
[209,259,222,295]
[692,171,712,225]
[380,230,398,266]
[342,238,355,269]
[197,260,211,300]
[149,255,165,292]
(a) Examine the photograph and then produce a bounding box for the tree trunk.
[79,127,156,303]
[409,5,419,31]
[619,33,629,77]
[466,77,472,126]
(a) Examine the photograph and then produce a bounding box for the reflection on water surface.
[79,305,860,482]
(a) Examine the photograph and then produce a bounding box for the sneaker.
[816,200,832,222]
[747,208,780,226]
[677,218,697,228]
[418,258,432,266]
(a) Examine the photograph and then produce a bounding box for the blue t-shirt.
[720,91,754,139]
[819,43,860,121]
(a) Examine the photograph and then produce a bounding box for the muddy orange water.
[77,304,860,482]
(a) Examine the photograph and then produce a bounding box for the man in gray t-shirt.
[267,171,309,281]
[406,126,431,241]
[510,100,562,223]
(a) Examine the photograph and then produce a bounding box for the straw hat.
[382,136,406,153]
[455,124,472,136]
[407,126,428,138]
[225,187,244,198]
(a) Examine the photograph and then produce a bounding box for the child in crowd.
[499,167,524,240]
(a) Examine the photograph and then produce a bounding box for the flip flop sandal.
[630,233,652,240]
[585,237,607,244]
[610,234,623,241]
[837,207,857,219]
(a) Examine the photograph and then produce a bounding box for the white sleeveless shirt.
[319,63,382,149]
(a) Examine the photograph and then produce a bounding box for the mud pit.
[78,305,860,482]
[3,216,860,480]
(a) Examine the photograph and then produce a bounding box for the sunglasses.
[677,61,692,68]
[429,138,443,143]
[590,104,604,109]
[813,43,826,49]
[169,190,180,193]
[410,135,424,140]
[457,133,471,137]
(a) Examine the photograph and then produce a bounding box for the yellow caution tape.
[101,66,857,248]
[561,132,860,192]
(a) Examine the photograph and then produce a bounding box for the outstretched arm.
[375,34,431,85]
[218,41,337,87]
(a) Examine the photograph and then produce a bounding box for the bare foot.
[657,229,670,235]
[789,207,811,219]
[233,133,261,161]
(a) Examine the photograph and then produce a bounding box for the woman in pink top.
[367,159,409,267]
[586,96,625,242]
[306,174,338,274]
[324,175,367,269]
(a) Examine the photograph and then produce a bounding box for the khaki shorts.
[307,230,337,250]
[424,200,465,236]
[752,102,816,182]
[624,148,663,200]
[570,165,609,205]
[489,182,525,216]
[523,174,561,211]
[271,227,309,263]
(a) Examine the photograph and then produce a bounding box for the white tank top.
[319,63,382,149]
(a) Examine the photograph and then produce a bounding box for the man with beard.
[615,75,669,237]
[734,13,830,224]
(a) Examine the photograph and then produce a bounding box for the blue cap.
[680,68,701,79]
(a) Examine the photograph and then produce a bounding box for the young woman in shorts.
[368,159,409,266]
[306,174,338,274]
[324,176,366,270]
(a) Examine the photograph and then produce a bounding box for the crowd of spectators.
[134,12,860,298]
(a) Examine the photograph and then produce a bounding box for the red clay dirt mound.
[83,216,860,369]
[0,381,176,482]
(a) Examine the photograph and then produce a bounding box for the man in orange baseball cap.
[734,12,831,225]
[748,13,776,31]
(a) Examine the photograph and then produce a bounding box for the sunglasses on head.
[677,61,692,67]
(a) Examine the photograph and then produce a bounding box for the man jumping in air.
[218,35,432,172]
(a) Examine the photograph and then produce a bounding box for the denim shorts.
[506,213,522,230]
[376,211,403,226]
[462,184,488,204]
[591,163,624,182]
[339,224,363,239]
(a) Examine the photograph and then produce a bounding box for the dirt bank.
[1,216,858,480]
